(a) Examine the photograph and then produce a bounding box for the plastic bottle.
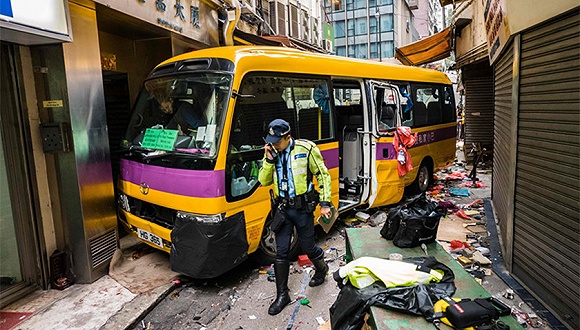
[397,150,406,164]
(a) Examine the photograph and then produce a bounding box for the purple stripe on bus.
[376,126,457,160]
[413,126,456,147]
[321,148,339,169]
[376,143,397,160]
[120,159,226,198]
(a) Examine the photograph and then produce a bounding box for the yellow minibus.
[116,46,456,278]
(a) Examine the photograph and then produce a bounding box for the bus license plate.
[137,228,163,248]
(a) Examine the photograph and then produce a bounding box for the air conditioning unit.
[323,39,333,52]
[407,0,418,10]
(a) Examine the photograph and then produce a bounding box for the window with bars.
[302,10,309,40]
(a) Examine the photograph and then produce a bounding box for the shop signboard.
[0,0,71,43]
[481,0,509,64]
[95,0,219,47]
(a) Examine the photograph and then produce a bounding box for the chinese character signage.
[94,0,217,46]
[481,0,509,64]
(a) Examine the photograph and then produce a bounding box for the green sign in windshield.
[141,128,178,151]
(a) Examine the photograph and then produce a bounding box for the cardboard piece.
[317,205,338,233]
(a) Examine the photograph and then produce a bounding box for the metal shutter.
[513,8,580,329]
[492,41,514,263]
[290,4,299,38]
[277,2,286,36]
[462,61,494,162]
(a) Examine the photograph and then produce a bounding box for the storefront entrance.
[0,42,42,307]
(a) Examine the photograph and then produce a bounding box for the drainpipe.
[221,0,241,46]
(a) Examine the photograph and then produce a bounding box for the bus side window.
[442,85,456,123]
[427,88,442,125]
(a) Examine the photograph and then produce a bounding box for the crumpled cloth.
[393,126,417,176]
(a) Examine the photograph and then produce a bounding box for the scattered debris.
[449,187,470,197]
[503,288,515,300]
[355,211,371,222]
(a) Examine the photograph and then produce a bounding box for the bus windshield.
[122,73,232,158]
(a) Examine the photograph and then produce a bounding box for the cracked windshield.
[122,73,231,158]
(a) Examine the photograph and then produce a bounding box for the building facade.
[412,0,442,39]
[325,0,416,60]
[0,0,236,307]
[260,0,324,48]
[448,1,579,328]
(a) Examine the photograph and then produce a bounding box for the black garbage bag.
[329,257,456,330]
[380,193,446,247]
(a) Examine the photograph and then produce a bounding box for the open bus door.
[367,81,406,208]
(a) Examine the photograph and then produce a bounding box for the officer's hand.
[265,144,275,161]
[320,206,332,219]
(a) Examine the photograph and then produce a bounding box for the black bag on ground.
[379,205,403,240]
[380,193,446,248]
[445,297,510,328]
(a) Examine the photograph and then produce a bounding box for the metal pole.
[375,9,381,61]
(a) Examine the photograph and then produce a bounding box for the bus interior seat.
[427,101,442,124]
[298,107,330,141]
[342,115,363,181]
[232,101,291,148]
[380,104,396,128]
[413,101,427,127]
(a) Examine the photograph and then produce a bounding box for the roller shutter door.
[492,42,513,255]
[513,8,580,329]
[462,61,494,162]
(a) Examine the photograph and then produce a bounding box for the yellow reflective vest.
[258,138,331,207]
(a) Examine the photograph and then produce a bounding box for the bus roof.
[157,46,452,85]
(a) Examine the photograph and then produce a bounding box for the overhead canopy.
[395,26,451,66]
[438,0,467,6]
[262,35,327,53]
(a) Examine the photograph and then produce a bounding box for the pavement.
[1,235,177,330]
[0,142,556,330]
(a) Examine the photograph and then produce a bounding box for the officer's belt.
[278,194,306,208]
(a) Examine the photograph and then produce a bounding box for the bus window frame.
[225,72,335,202]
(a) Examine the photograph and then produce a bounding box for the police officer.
[258,119,332,316]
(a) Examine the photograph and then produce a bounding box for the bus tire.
[407,161,432,194]
[250,217,300,266]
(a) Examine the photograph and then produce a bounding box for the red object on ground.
[456,209,471,220]
[297,254,313,267]
[459,181,488,188]
[466,199,484,208]
[445,172,467,180]
[449,240,467,249]
[0,312,33,330]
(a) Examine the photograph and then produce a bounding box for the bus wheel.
[407,162,432,194]
[251,217,299,266]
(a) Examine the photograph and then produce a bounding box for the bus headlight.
[176,212,224,224]
[118,193,130,213]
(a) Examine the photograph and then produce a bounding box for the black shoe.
[268,290,291,315]
[268,259,291,315]
[309,255,328,287]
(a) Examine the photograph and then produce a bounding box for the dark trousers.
[275,207,323,260]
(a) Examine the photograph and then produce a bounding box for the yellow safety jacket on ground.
[334,256,444,289]
[259,138,331,207]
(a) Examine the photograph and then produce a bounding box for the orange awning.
[395,27,451,66]
[438,0,468,7]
